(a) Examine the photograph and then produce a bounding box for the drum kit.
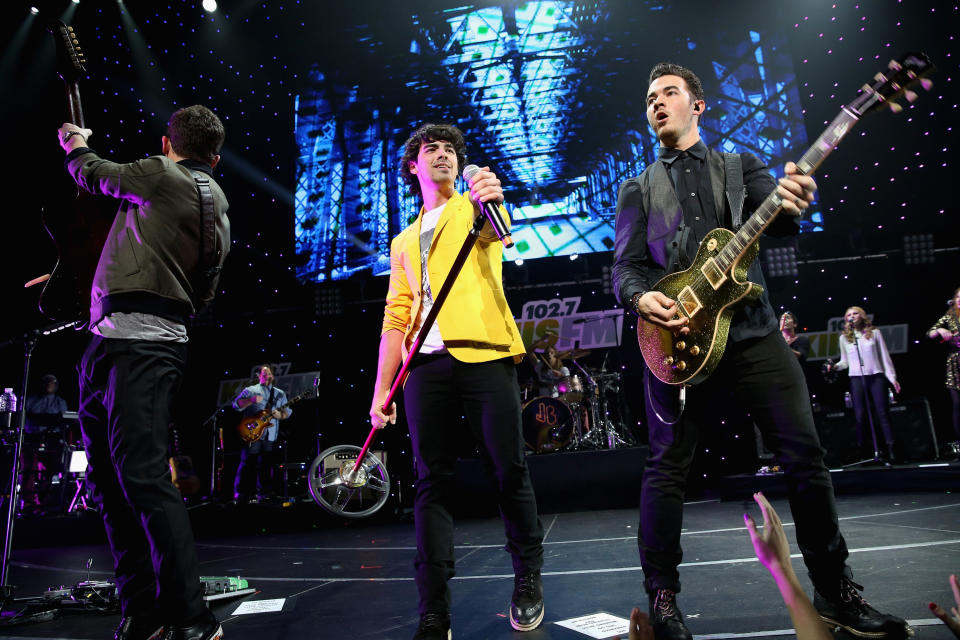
[521,348,629,454]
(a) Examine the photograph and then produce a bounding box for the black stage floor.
[2,478,959,640]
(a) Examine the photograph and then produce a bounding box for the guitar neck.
[714,106,861,273]
[274,390,310,411]
[65,81,85,127]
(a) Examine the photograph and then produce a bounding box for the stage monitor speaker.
[816,398,938,463]
[889,398,938,460]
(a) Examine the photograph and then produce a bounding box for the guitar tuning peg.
[920,78,934,91]
[873,72,886,82]
[860,83,873,93]
[888,102,904,114]
[904,90,918,103]
[67,26,74,33]
[887,59,902,71]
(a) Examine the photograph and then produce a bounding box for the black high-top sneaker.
[814,577,910,638]
[648,589,692,640]
[412,612,451,640]
[509,570,544,631]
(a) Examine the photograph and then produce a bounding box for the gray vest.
[639,151,745,272]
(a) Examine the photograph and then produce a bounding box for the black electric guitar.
[236,389,315,444]
[38,20,115,324]
[638,52,934,386]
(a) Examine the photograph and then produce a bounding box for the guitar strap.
[265,386,276,411]
[189,170,222,308]
[722,152,746,230]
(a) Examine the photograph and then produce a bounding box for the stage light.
[570,254,579,261]
[30,6,39,14]
[601,265,612,296]
[202,0,217,12]
[764,246,798,278]
[314,285,343,317]
[903,233,934,264]
[514,259,524,266]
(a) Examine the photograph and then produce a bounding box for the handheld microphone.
[462,164,514,248]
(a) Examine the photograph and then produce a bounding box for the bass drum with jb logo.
[522,396,575,453]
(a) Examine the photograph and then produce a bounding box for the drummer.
[529,345,570,398]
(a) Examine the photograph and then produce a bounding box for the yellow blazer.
[381,191,525,364]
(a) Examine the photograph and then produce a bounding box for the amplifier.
[816,398,938,463]
[322,448,386,467]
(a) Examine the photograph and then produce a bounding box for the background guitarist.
[232,363,291,503]
[611,63,907,640]
[59,105,229,640]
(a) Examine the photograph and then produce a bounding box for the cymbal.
[530,330,559,347]
[557,348,591,360]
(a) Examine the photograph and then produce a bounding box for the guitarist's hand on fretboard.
[635,291,690,335]
[776,161,817,216]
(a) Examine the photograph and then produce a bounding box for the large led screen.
[294,2,818,283]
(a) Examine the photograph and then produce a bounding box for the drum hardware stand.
[312,210,497,518]
[597,371,630,449]
[0,319,78,605]
[560,358,594,450]
[569,358,627,451]
[67,473,90,513]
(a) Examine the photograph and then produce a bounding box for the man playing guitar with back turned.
[611,62,908,640]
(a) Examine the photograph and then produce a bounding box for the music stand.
[66,449,90,513]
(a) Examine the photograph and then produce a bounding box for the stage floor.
[1,490,958,639]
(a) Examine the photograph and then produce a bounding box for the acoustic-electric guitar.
[637,52,933,386]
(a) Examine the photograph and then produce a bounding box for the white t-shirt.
[413,205,447,354]
[835,329,898,387]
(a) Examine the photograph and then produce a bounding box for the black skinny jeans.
[78,335,205,623]
[848,373,895,449]
[640,331,851,597]
[404,354,544,615]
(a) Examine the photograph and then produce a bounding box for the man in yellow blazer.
[370,124,545,640]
